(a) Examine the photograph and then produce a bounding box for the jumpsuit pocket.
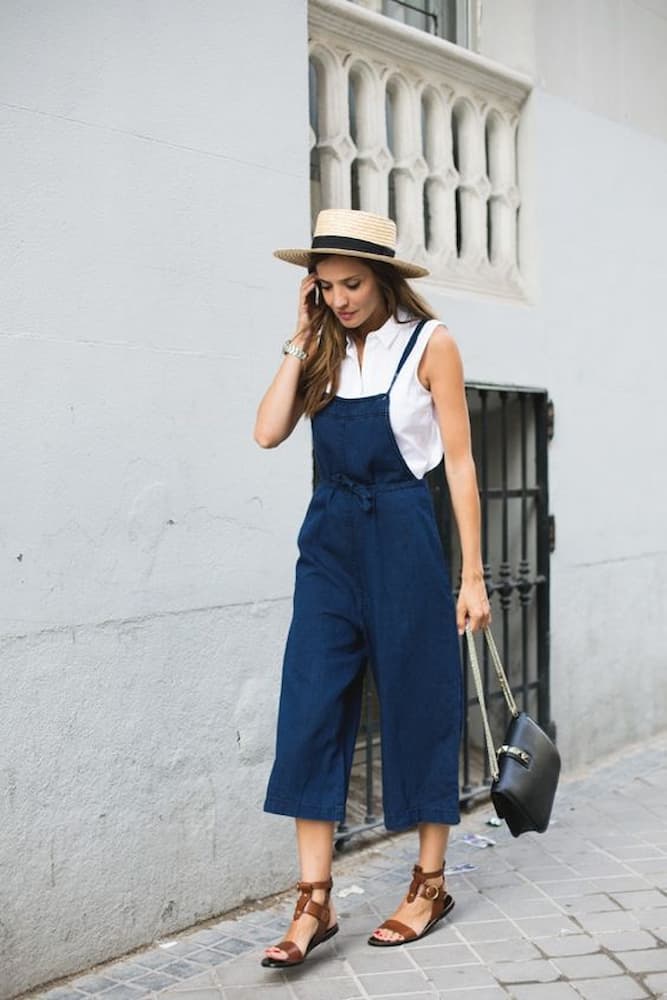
[296,491,324,551]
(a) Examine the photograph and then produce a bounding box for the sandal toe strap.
[375,918,417,941]
[270,939,303,963]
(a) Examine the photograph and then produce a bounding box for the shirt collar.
[345,308,413,354]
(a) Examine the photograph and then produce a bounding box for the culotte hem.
[263,795,461,831]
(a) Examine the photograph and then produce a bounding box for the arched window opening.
[455,188,463,257]
[423,182,431,250]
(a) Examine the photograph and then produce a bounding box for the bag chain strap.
[465,625,520,783]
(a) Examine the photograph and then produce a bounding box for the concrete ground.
[22,731,667,1000]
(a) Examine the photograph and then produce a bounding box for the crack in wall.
[0,100,306,180]
[0,594,292,641]
[0,328,244,360]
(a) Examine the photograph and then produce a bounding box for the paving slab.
[363,969,439,993]
[472,940,542,964]
[570,977,650,999]
[506,984,581,999]
[590,930,658,952]
[409,943,479,969]
[165,992,223,1000]
[537,935,600,957]
[550,953,625,978]
[423,963,499,991]
[617,948,667,974]
[290,978,363,1000]
[644,972,667,995]
[17,730,667,1000]
[434,990,508,1000]
[488,958,560,983]
[222,988,294,1000]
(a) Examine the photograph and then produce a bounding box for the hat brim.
[273,247,429,279]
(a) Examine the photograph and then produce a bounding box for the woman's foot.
[368,864,454,946]
[262,880,339,967]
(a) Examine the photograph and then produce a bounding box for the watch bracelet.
[282,337,308,361]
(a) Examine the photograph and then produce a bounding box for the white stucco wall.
[459,0,667,757]
[480,0,667,143]
[422,87,667,763]
[0,1,313,995]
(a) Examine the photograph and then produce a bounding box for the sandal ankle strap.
[414,863,444,880]
[293,877,333,924]
[296,877,333,892]
[407,863,445,903]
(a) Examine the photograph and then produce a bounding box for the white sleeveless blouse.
[336,312,444,479]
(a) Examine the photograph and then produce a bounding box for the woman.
[254,209,490,968]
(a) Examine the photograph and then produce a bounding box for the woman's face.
[315,257,387,334]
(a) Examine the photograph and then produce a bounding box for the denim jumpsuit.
[264,321,463,831]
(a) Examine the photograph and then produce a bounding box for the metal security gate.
[335,383,553,847]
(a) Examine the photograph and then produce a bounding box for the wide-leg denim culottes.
[264,322,463,831]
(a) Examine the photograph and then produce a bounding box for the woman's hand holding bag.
[465,625,561,838]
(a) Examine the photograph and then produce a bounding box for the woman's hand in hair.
[253,274,317,448]
[294,272,319,347]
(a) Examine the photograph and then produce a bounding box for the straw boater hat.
[274,208,429,279]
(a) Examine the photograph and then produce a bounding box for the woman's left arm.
[420,325,491,634]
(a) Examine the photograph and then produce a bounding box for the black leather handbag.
[465,626,561,838]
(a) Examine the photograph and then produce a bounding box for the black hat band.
[310,235,396,258]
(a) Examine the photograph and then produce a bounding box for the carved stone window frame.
[309,0,534,302]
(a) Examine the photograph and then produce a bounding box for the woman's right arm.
[253,273,318,449]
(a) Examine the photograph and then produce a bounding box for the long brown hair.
[300,256,437,418]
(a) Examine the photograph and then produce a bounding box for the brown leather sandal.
[367,862,454,947]
[261,877,339,968]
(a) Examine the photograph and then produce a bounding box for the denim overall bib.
[264,320,463,830]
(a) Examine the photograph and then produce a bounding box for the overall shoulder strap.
[387,319,429,394]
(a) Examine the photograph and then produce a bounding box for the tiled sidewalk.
[25,732,667,1000]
